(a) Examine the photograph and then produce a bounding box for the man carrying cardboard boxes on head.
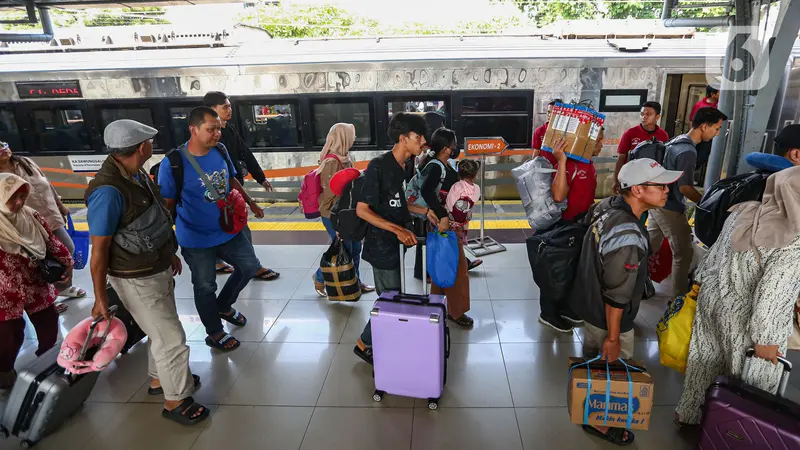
[567,158,683,446]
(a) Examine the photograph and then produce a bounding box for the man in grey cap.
[569,157,682,446]
[86,119,209,426]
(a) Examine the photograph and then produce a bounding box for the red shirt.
[533,122,548,150]
[617,125,670,155]
[690,98,718,121]
[539,151,597,221]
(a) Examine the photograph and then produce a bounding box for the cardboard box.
[567,357,654,430]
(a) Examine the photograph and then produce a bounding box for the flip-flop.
[149,374,201,396]
[55,303,68,314]
[582,425,635,446]
[205,333,240,352]
[467,259,483,271]
[58,286,86,298]
[216,264,234,274]
[161,397,209,426]
[220,308,247,327]
[253,268,280,281]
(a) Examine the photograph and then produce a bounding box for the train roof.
[1,32,799,75]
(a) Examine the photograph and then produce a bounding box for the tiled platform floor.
[4,244,799,450]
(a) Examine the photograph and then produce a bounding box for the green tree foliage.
[510,0,731,26]
[605,1,662,19]
[242,4,378,38]
[0,9,79,31]
[84,7,169,27]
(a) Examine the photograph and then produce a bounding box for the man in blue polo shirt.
[158,106,264,352]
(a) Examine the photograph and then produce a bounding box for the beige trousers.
[582,322,635,360]
[647,208,694,297]
[108,269,194,401]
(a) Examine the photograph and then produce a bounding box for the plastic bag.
[427,231,459,288]
[656,283,699,373]
[67,214,89,270]
[511,157,567,231]
[320,240,361,302]
[648,238,672,283]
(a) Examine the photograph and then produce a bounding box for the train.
[1,20,799,201]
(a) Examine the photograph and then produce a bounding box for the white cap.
[618,158,683,189]
[103,119,157,150]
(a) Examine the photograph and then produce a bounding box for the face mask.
[450,147,461,160]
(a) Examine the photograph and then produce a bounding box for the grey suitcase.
[0,307,117,449]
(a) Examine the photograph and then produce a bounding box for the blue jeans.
[217,224,261,267]
[182,232,261,336]
[315,216,362,283]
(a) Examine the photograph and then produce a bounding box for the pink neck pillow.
[57,316,128,374]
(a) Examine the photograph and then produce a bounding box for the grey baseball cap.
[103,119,157,150]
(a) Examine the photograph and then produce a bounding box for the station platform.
[10,243,800,450]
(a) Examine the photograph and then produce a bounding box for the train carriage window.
[460,95,530,146]
[169,107,193,147]
[0,110,23,152]
[387,99,447,136]
[238,103,302,149]
[29,107,91,153]
[99,107,160,149]
[310,99,373,146]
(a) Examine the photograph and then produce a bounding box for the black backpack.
[157,142,235,206]
[526,221,589,305]
[694,171,770,247]
[628,137,667,165]
[331,173,367,242]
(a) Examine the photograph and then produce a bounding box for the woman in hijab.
[674,166,800,426]
[0,141,85,301]
[312,123,375,296]
[0,173,73,389]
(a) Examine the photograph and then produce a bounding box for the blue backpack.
[405,159,447,217]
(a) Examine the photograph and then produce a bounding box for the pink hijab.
[318,123,355,168]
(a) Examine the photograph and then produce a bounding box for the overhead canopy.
[0,0,236,9]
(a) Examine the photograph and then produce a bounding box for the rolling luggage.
[106,283,147,354]
[698,349,800,450]
[1,307,118,449]
[370,240,450,410]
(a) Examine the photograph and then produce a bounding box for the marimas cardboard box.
[567,357,654,431]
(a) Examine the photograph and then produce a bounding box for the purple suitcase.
[698,349,800,450]
[370,242,450,410]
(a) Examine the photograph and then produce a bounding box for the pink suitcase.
[370,241,450,410]
[698,349,800,450]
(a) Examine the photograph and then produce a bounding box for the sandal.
[582,425,635,446]
[467,259,483,271]
[448,314,474,328]
[149,374,201,396]
[360,283,376,293]
[161,397,209,426]
[205,333,240,351]
[55,303,68,314]
[58,286,86,298]
[220,308,247,327]
[253,268,280,281]
[216,263,234,274]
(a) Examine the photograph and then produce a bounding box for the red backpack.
[298,154,341,219]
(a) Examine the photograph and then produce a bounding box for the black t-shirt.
[361,151,413,270]
[420,160,459,219]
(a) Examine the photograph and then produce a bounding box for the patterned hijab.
[0,173,48,259]
[318,123,355,166]
[730,165,800,254]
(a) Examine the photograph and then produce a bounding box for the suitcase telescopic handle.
[77,305,119,362]
[398,238,428,296]
[744,347,792,397]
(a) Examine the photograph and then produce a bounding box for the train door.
[662,73,712,184]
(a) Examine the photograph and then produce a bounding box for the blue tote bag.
[426,231,459,288]
[67,214,89,270]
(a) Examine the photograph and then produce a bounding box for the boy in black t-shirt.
[354,112,440,365]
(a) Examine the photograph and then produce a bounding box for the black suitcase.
[106,284,147,354]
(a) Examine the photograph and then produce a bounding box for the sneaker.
[539,314,573,333]
[312,275,326,297]
[560,310,584,325]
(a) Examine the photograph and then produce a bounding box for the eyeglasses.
[640,183,669,190]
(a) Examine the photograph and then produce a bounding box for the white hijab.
[0,173,48,259]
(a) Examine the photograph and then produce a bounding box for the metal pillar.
[465,153,506,257]
[734,0,800,174]
[0,6,53,42]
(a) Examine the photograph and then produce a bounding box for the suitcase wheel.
[20,440,34,449]
[427,398,439,410]
[0,426,8,439]
[372,390,385,402]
